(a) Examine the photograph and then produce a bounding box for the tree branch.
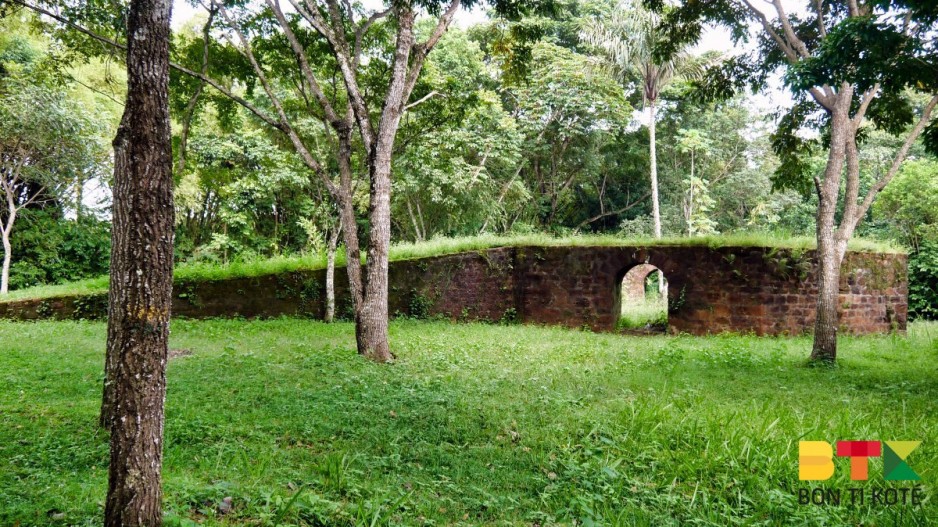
[403,90,440,111]
[354,7,391,68]
[852,93,938,225]
[770,0,811,59]
[12,0,283,130]
[217,5,342,199]
[852,84,880,126]
[577,192,651,229]
[736,0,832,110]
[290,0,375,151]
[402,0,461,108]
[267,0,344,130]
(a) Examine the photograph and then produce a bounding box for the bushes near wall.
[909,241,938,320]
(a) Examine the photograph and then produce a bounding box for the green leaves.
[786,15,937,96]
[769,100,821,196]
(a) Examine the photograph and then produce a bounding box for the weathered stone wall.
[0,245,907,335]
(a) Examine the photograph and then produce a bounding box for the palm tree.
[581,1,704,238]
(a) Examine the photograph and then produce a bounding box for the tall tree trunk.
[810,99,851,363]
[335,129,363,314]
[325,221,341,323]
[101,0,174,525]
[353,6,416,363]
[648,100,662,238]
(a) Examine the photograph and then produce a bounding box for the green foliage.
[1,319,937,524]
[394,29,525,239]
[0,73,104,199]
[874,159,938,249]
[682,176,717,236]
[618,297,667,330]
[406,289,433,320]
[908,241,938,320]
[512,41,636,228]
[174,127,314,263]
[8,210,110,290]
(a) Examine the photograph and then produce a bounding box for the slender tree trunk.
[325,221,341,323]
[75,176,84,221]
[648,100,662,238]
[2,181,16,295]
[101,1,174,525]
[405,197,423,241]
[352,6,417,363]
[335,130,363,313]
[1,225,11,295]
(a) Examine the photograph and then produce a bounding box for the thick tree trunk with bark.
[171,0,459,362]
[357,161,393,361]
[727,0,938,364]
[811,239,843,362]
[100,0,174,525]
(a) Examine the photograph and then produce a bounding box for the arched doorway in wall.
[618,263,668,331]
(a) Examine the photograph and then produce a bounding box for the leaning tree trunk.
[101,0,174,525]
[648,100,662,239]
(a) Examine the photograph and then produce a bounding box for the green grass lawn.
[1,319,935,526]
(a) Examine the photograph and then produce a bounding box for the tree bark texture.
[101,0,174,525]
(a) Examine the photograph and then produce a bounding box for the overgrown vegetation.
[1,319,935,525]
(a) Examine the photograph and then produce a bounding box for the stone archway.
[618,263,668,331]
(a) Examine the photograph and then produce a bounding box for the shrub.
[909,241,938,320]
[9,210,110,290]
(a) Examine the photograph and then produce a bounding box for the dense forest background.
[1,1,935,317]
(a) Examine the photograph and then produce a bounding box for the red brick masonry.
[0,245,907,335]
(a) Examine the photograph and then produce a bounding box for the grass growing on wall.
[0,233,903,302]
[1,319,935,525]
